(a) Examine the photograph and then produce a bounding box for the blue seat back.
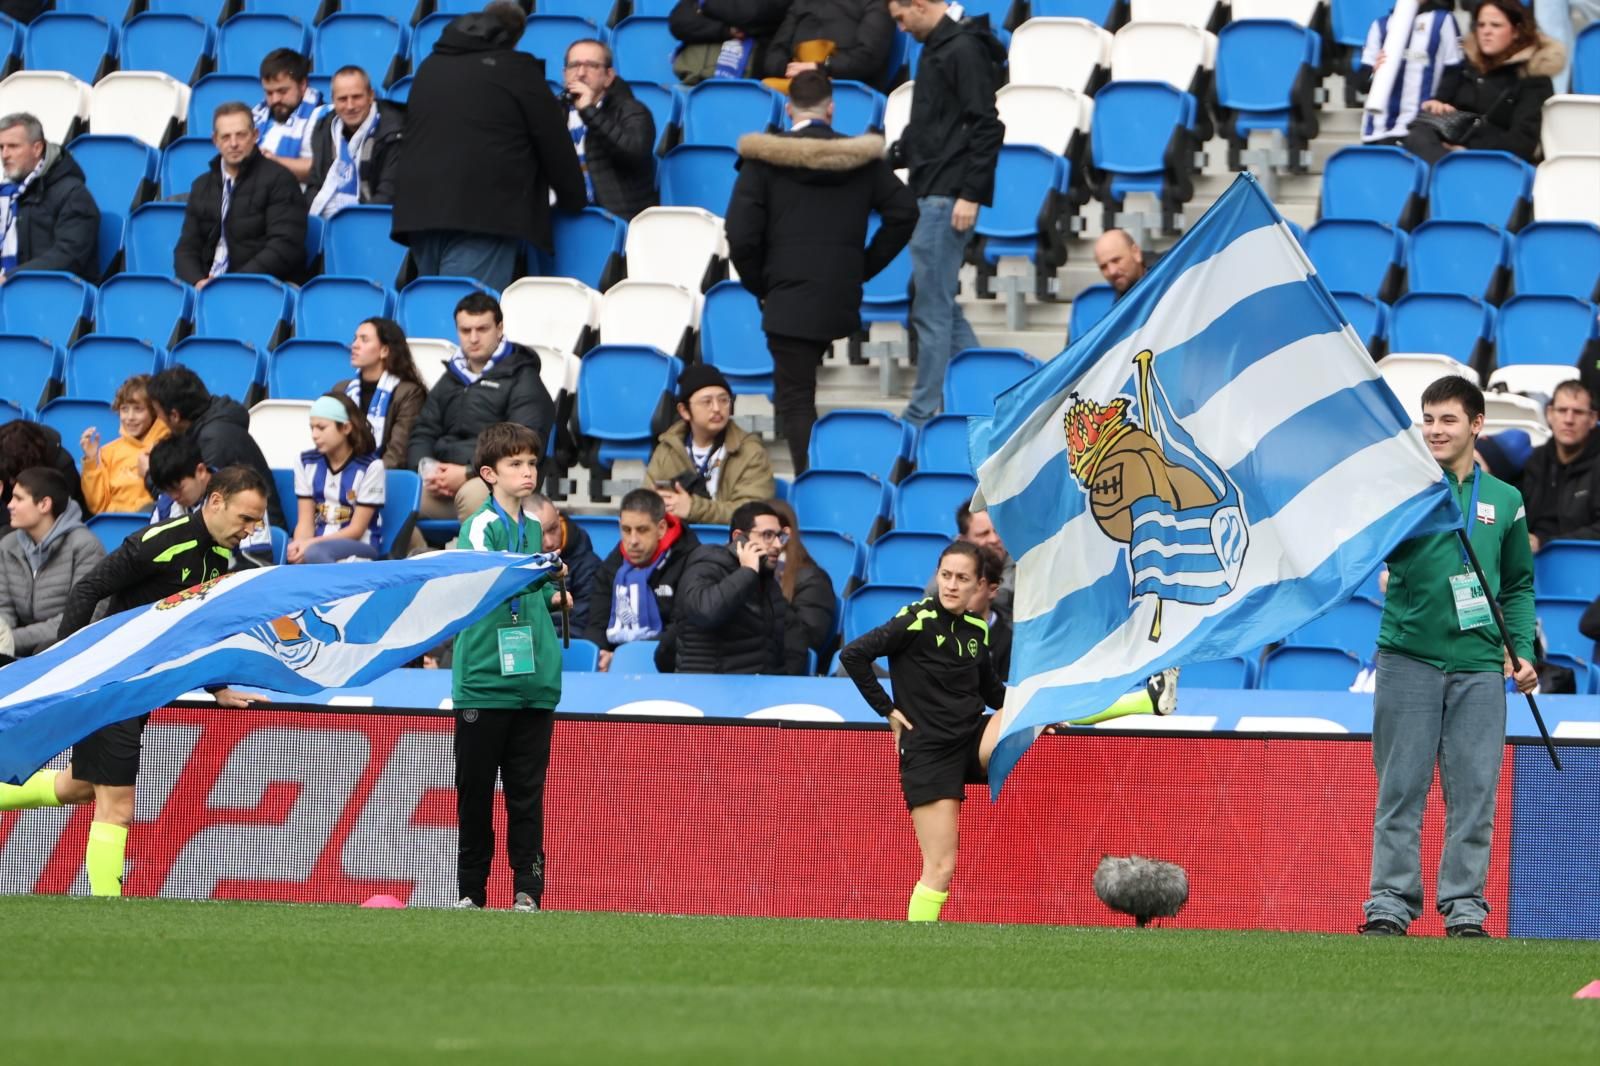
[1332,291,1388,350]
[1069,283,1115,341]
[1029,0,1116,21]
[1537,600,1590,660]
[96,275,194,350]
[1182,655,1256,689]
[866,530,947,586]
[314,13,407,84]
[1260,645,1366,691]
[25,13,116,84]
[1090,81,1193,176]
[612,16,677,84]
[822,80,886,136]
[324,205,408,285]
[843,583,923,644]
[1215,20,1318,116]
[791,470,889,543]
[410,12,451,64]
[1321,145,1427,224]
[0,336,64,411]
[862,212,911,321]
[1535,540,1600,603]
[1407,220,1508,300]
[67,336,162,402]
[126,203,187,276]
[1285,598,1383,655]
[975,145,1065,254]
[0,272,93,347]
[122,13,212,83]
[569,513,620,560]
[1305,219,1404,297]
[0,15,22,61]
[217,14,308,77]
[892,472,977,535]
[657,144,739,213]
[915,414,974,475]
[398,277,491,337]
[809,409,909,482]
[160,136,217,199]
[1495,294,1599,366]
[942,348,1039,416]
[1388,293,1494,364]
[269,339,351,399]
[148,0,226,18]
[377,468,420,557]
[629,80,681,152]
[0,400,29,425]
[195,274,294,348]
[1331,0,1392,48]
[544,206,625,291]
[242,0,320,19]
[68,135,157,215]
[168,337,263,399]
[683,80,781,148]
[576,344,682,442]
[85,510,153,553]
[1577,22,1600,94]
[187,74,262,130]
[517,15,603,66]
[608,640,660,673]
[39,398,120,452]
[1428,150,1534,229]
[803,530,864,601]
[1513,222,1600,301]
[296,276,394,343]
[385,75,412,104]
[699,281,771,392]
[561,638,601,672]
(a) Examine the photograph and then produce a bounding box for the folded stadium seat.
[1028,0,1127,28]
[124,202,186,275]
[216,15,309,77]
[972,145,1070,297]
[1513,221,1600,301]
[0,71,93,144]
[186,74,261,132]
[997,84,1092,162]
[1406,220,1510,303]
[91,72,191,152]
[611,16,677,85]
[295,275,393,345]
[324,205,409,287]
[1213,19,1322,171]
[575,344,683,465]
[791,470,890,543]
[1087,80,1199,228]
[0,272,93,348]
[809,409,912,482]
[1486,362,1584,400]
[1427,149,1534,231]
[561,638,601,673]
[883,80,913,149]
[866,530,947,587]
[842,583,924,644]
[628,80,683,156]
[806,80,885,137]
[914,414,975,475]
[656,143,739,214]
[1331,290,1389,356]
[1305,219,1405,300]
[146,0,227,18]
[941,347,1041,417]
[1285,597,1383,654]
[66,335,163,402]
[540,206,625,291]
[861,213,912,329]
[1009,18,1112,94]
[120,14,214,85]
[1532,156,1600,227]
[1068,282,1115,341]
[1535,541,1600,603]
[24,13,118,85]
[1110,20,1217,139]
[624,205,726,291]
[1495,294,1600,366]
[169,336,265,403]
[159,136,220,199]
[397,276,492,339]
[248,399,314,469]
[1537,600,1591,661]
[698,280,772,397]
[84,510,153,553]
[1178,655,1256,689]
[596,279,699,358]
[608,640,661,674]
[682,79,782,149]
[409,13,452,68]
[500,276,599,354]
[96,274,194,349]
[0,399,30,424]
[1228,0,1324,25]
[1540,95,1600,160]
[1388,293,1497,371]
[195,274,296,349]
[518,15,604,68]
[1575,22,1600,94]
[1319,145,1428,227]
[39,397,119,449]
[803,529,864,601]
[314,14,409,88]
[68,135,157,216]
[1375,352,1478,420]
[1259,644,1365,691]
[0,336,64,411]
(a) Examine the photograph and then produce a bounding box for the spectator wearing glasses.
[560,39,657,220]
[1521,380,1600,550]
[665,500,789,674]
[645,365,775,525]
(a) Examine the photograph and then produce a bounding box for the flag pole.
[556,566,571,650]
[1454,528,1560,771]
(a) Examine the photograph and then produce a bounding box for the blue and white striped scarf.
[253,88,324,159]
[0,159,44,276]
[447,337,513,386]
[346,370,399,449]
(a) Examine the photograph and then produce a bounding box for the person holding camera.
[644,365,775,526]
[663,501,788,675]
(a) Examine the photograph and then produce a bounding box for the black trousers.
[767,331,831,474]
[453,707,555,906]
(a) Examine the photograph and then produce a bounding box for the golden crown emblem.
[1063,395,1135,482]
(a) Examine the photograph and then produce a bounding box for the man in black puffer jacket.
[145,367,288,529]
[665,501,788,675]
[0,113,99,281]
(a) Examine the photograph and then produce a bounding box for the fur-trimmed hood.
[1463,30,1566,78]
[736,130,886,174]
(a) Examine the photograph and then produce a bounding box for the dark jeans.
[767,331,830,474]
[411,230,520,292]
[454,706,555,906]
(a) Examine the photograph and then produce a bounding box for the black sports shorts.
[70,713,152,787]
[898,724,987,810]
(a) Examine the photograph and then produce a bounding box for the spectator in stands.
[1404,1,1564,164]
[768,498,838,675]
[668,0,791,84]
[667,500,789,674]
[1521,380,1600,550]
[331,318,429,471]
[561,40,657,221]
[407,293,556,522]
[146,366,287,530]
[287,394,386,564]
[1093,229,1147,300]
[1353,1,1462,145]
[584,487,703,672]
[0,112,99,282]
[146,435,276,562]
[0,467,105,656]
[645,365,775,524]
[972,544,1010,681]
[255,49,324,186]
[305,67,405,220]
[79,374,170,516]
[393,1,587,292]
[0,421,89,540]
[886,0,1005,427]
[174,102,307,288]
[726,71,916,473]
[758,0,897,91]
[527,492,601,639]
[925,501,1013,611]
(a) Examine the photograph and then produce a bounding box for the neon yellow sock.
[0,769,63,811]
[1066,689,1155,726]
[907,881,949,922]
[86,822,128,897]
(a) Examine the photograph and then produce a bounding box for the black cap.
[677,364,733,405]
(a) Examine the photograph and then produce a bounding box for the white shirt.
[294,451,386,549]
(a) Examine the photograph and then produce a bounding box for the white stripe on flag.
[1132,565,1231,588]
[1131,539,1217,558]
[1013,511,1123,623]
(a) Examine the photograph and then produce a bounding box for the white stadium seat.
[884,80,914,147]
[1131,0,1222,27]
[1483,390,1547,426]
[996,84,1093,156]
[501,276,599,354]
[407,338,455,391]
[1533,157,1600,225]
[529,344,579,410]
[597,280,700,355]
[90,71,190,149]
[1111,22,1217,90]
[1488,364,1586,401]
[624,206,726,291]
[249,399,315,471]
[1010,18,1113,93]
[1228,0,1324,26]
[0,71,92,144]
[1540,95,1600,160]
[1377,353,1477,422]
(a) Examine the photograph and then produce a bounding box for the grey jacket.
[0,501,107,656]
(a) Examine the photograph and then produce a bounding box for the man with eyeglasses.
[560,39,657,220]
[666,500,790,674]
[645,364,775,525]
[1520,380,1600,552]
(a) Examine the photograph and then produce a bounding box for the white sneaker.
[513,892,541,913]
[1146,667,1179,716]
[453,896,480,909]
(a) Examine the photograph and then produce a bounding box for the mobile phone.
[733,533,750,548]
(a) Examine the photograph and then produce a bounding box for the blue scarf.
[0,158,44,276]
[346,370,399,449]
[448,337,512,386]
[705,1,751,79]
[607,554,666,644]
[253,88,324,159]
[567,105,596,203]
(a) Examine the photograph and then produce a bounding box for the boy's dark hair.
[148,435,206,493]
[938,538,983,573]
[0,421,57,482]
[976,545,1005,586]
[473,422,543,473]
[729,500,779,535]
[146,366,213,424]
[455,291,504,324]
[14,466,71,520]
[259,48,311,84]
[619,487,667,523]
[789,70,832,111]
[320,392,378,458]
[207,465,269,503]
[1420,375,1485,422]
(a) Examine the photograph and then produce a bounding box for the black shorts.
[898,725,987,811]
[69,713,151,787]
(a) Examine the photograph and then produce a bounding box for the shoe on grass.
[1147,668,1179,716]
[453,897,480,910]
[1446,923,1489,938]
[513,892,541,913]
[1358,918,1406,936]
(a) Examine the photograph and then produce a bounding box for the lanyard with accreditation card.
[1449,469,1493,632]
[489,498,537,676]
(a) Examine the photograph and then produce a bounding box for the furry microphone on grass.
[1095,856,1189,927]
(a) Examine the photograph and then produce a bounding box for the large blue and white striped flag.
[970,173,1459,793]
[0,551,558,784]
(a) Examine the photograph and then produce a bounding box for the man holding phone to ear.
[660,501,789,674]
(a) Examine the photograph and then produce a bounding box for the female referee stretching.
[840,540,1004,923]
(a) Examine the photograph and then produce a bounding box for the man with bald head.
[1093,228,1147,299]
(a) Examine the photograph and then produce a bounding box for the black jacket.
[761,0,897,89]
[669,542,788,674]
[1429,34,1563,162]
[304,100,406,210]
[392,12,587,251]
[173,149,306,284]
[582,519,702,650]
[555,514,602,638]
[668,0,790,75]
[892,13,1005,203]
[187,394,288,529]
[406,344,556,469]
[10,143,99,280]
[782,560,837,675]
[727,125,916,341]
[572,79,657,220]
[1521,432,1600,543]
[58,511,234,639]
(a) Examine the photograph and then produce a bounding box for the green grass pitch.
[5,896,1598,1064]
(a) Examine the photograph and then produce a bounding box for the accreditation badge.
[1449,572,1492,631]
[497,626,536,676]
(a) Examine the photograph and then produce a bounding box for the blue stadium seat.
[94,209,123,283]
[861,213,911,327]
[24,13,117,85]
[147,0,226,19]
[791,470,890,543]
[822,80,886,137]
[1332,291,1388,353]
[187,74,262,132]
[0,336,64,411]
[541,206,624,291]
[630,0,677,14]
[377,468,420,558]
[562,638,601,672]
[398,276,491,338]
[296,276,393,343]
[66,336,162,402]
[892,472,977,535]
[85,511,150,554]
[611,16,676,85]
[1535,540,1600,603]
[125,203,186,276]
[657,143,739,214]
[160,136,217,199]
[1406,220,1510,302]
[608,640,660,673]
[698,281,772,396]
[268,339,350,399]
[973,145,1068,276]
[0,16,23,67]
[1330,0,1391,53]
[216,14,308,77]
[408,13,451,66]
[1307,219,1407,301]
[170,337,264,401]
[576,345,683,465]
[866,530,947,587]
[95,274,193,349]
[1577,22,1600,94]
[1089,80,1197,211]
[568,513,620,560]
[1069,283,1115,342]
[242,0,320,19]
[915,414,974,475]
[0,400,32,425]
[1285,598,1383,654]
[804,530,864,601]
[385,74,412,104]
[1513,222,1600,302]
[518,15,604,67]
[682,79,782,148]
[1495,294,1599,366]
[195,274,295,349]
[1538,599,1591,660]
[39,398,119,454]
[1030,0,1118,21]
[1180,655,1256,689]
[1259,645,1366,691]
[324,205,408,286]
[0,272,93,347]
[1388,293,1495,366]
[1213,19,1320,153]
[809,409,910,482]
[122,13,213,84]
[942,348,1040,417]
[314,13,408,87]
[270,467,296,519]
[628,80,682,155]
[1321,145,1427,226]
[68,135,156,215]
[843,583,923,644]
[1428,150,1534,230]
[332,0,416,13]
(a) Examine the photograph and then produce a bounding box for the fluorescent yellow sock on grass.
[907,881,949,922]
[0,769,63,811]
[86,821,128,897]
[1066,689,1155,726]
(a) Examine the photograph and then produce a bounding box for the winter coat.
[0,501,106,655]
[781,559,837,675]
[668,0,790,75]
[81,419,170,514]
[582,518,702,650]
[728,125,916,341]
[391,12,587,251]
[1521,432,1600,543]
[173,148,307,284]
[331,376,428,470]
[1429,32,1564,161]
[186,394,288,529]
[9,143,99,280]
[670,542,788,674]
[760,0,897,89]
[451,499,562,710]
[572,79,657,220]
[644,420,775,524]
[406,345,556,469]
[553,514,602,638]
[304,100,407,209]
[893,12,1005,203]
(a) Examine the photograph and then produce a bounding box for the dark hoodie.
[1521,429,1600,544]
[188,394,288,528]
[892,12,1006,203]
[11,142,99,280]
[727,125,917,340]
[406,343,556,469]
